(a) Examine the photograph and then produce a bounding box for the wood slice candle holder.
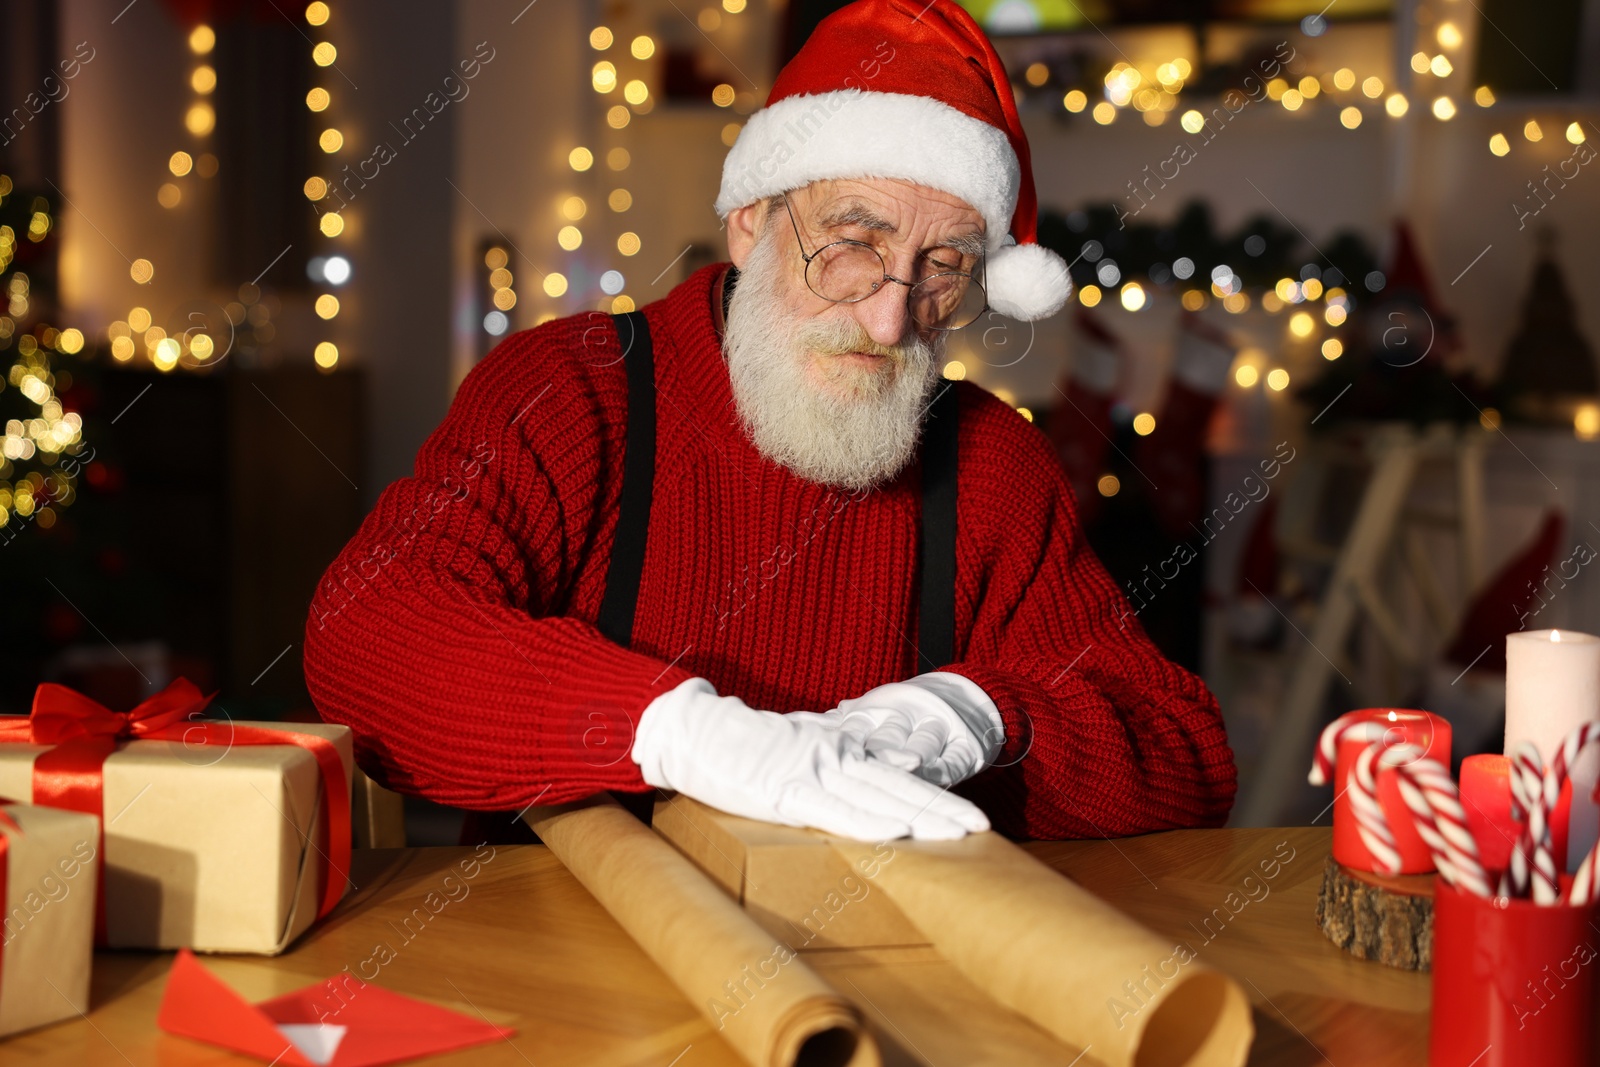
[1314,854,1435,970]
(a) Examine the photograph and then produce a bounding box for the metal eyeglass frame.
[780,190,989,331]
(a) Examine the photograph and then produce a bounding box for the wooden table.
[1,826,1428,1066]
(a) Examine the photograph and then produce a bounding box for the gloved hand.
[826,672,1005,787]
[631,677,989,841]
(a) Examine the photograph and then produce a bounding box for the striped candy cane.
[1309,712,1403,786]
[1349,742,1406,874]
[1506,741,1561,903]
[1366,743,1493,898]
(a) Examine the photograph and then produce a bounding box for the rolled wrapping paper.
[830,833,1253,1067]
[523,795,878,1067]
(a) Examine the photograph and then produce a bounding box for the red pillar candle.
[1331,708,1453,874]
[1459,755,1517,874]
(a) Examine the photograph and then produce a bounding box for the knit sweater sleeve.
[302,319,695,811]
[941,389,1237,839]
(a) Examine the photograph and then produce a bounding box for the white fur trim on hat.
[985,237,1072,321]
[716,90,1019,252]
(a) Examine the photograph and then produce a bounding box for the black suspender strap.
[596,310,655,650]
[918,383,959,669]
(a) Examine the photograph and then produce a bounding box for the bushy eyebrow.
[815,199,986,259]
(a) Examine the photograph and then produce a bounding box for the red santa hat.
[714,0,1072,322]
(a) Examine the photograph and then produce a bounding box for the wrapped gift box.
[0,682,354,955]
[0,802,100,1037]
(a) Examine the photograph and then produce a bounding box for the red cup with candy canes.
[1311,708,1453,875]
[1430,881,1599,1067]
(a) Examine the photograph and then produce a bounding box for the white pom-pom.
[985,239,1073,321]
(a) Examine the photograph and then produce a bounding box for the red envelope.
[157,949,515,1067]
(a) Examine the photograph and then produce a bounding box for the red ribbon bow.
[0,680,351,945]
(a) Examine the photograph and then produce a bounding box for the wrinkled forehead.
[784,178,987,254]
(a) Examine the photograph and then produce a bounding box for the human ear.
[725,202,766,268]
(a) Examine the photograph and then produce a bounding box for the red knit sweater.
[303,263,1236,839]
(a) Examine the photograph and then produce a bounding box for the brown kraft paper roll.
[830,832,1254,1067]
[524,795,879,1067]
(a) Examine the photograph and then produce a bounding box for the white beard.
[722,225,945,492]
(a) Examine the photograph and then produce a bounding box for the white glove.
[631,677,989,841]
[828,672,1005,786]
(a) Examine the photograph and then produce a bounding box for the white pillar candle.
[1505,629,1600,873]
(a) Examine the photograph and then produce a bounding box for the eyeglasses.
[781,191,989,331]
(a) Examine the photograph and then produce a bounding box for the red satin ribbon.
[0,680,351,944]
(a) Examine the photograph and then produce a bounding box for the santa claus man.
[304,0,1236,842]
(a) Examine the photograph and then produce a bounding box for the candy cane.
[1309,713,1400,786]
[1507,741,1561,903]
[1374,743,1493,898]
[1349,741,1405,874]
[1549,724,1600,905]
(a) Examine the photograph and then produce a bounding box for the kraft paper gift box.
[0,680,354,955]
[0,801,100,1038]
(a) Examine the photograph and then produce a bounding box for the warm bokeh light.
[1322,338,1343,360]
[304,176,328,200]
[1474,86,1496,107]
[1525,120,1543,141]
[1092,101,1116,125]
[543,273,569,297]
[1235,364,1259,388]
[561,196,587,221]
[1289,311,1314,338]
[1430,55,1453,78]
[721,123,742,147]
[493,288,517,311]
[1437,22,1462,48]
[723,0,747,11]
[1180,290,1205,311]
[1132,413,1156,436]
[306,87,330,112]
[1432,97,1456,121]
[606,105,631,129]
[1298,76,1320,98]
[320,212,344,237]
[607,147,630,170]
[192,65,217,94]
[1488,132,1510,155]
[1120,282,1146,311]
[1385,94,1409,118]
[624,80,649,105]
[1324,304,1348,326]
[1078,284,1102,307]
[130,259,154,284]
[305,2,330,26]
[1480,407,1502,431]
[712,84,736,107]
[1025,62,1049,87]
[1281,89,1304,111]
[1063,90,1087,112]
[318,128,344,153]
[618,232,641,256]
[158,183,182,208]
[611,295,636,313]
[590,26,613,49]
[186,102,216,135]
[1362,76,1384,98]
[943,360,966,381]
[1266,368,1290,391]
[189,25,215,54]
[312,42,337,67]
[1180,109,1204,133]
[569,147,594,171]
[632,35,655,59]
[1097,474,1120,497]
[315,294,340,319]
[609,189,632,212]
[1333,68,1356,91]
[314,341,339,368]
[1410,52,1431,74]
[129,307,152,332]
[592,61,617,93]
[1568,122,1587,145]
[558,226,583,250]
[1576,404,1600,440]
[169,150,193,176]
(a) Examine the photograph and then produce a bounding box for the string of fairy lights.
[486,0,754,337]
[1040,16,1587,161]
[303,0,345,371]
